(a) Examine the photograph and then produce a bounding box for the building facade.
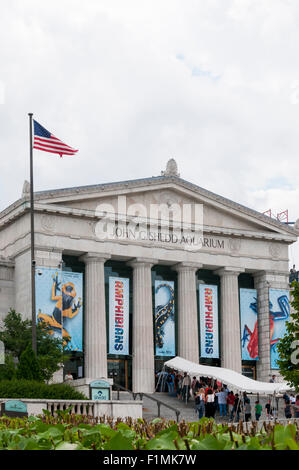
[0,160,298,392]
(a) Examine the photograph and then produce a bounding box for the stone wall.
[0,398,143,419]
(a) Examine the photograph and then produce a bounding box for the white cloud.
[0,0,298,265]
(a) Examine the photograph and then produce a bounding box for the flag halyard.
[33,120,78,157]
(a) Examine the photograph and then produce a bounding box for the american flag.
[33,120,78,157]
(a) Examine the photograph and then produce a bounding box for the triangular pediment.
[32,176,297,239]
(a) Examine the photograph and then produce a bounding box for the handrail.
[113,382,181,422]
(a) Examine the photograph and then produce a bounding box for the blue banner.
[240,288,258,361]
[154,280,176,357]
[62,271,83,352]
[35,267,83,351]
[36,267,63,342]
[269,288,290,369]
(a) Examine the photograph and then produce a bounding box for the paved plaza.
[122,391,296,423]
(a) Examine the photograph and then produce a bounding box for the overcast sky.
[0,0,298,266]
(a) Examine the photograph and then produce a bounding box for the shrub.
[16,345,42,381]
[0,379,87,400]
[0,354,16,381]
[0,310,64,382]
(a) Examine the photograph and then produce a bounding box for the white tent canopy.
[164,357,292,395]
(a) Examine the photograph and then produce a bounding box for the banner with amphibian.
[240,288,258,361]
[35,267,83,351]
[269,288,290,369]
[154,280,175,357]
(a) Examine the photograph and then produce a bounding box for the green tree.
[0,310,31,360]
[0,309,64,383]
[276,282,299,391]
[36,321,64,382]
[16,344,42,381]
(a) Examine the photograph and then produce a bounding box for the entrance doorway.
[107,359,130,390]
[242,364,256,380]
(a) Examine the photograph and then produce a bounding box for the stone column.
[0,259,14,323]
[80,253,111,379]
[215,267,244,373]
[173,262,201,363]
[128,258,157,393]
[253,270,289,382]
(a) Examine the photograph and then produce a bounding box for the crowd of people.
[155,370,299,422]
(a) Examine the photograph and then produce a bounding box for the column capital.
[79,252,111,264]
[172,262,202,273]
[214,266,245,277]
[0,257,14,268]
[127,257,158,269]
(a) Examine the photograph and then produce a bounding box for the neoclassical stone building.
[0,160,298,392]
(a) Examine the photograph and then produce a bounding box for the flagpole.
[29,113,37,354]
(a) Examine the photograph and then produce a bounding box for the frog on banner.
[37,272,82,347]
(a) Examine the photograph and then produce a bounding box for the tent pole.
[241,391,245,423]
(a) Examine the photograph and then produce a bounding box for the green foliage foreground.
[0,412,298,450]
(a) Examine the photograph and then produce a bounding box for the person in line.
[205,383,213,397]
[182,372,191,403]
[265,399,273,420]
[269,375,276,383]
[255,400,262,421]
[285,400,293,419]
[176,374,183,400]
[216,387,227,418]
[244,398,252,422]
[191,376,197,396]
[205,388,216,418]
[195,388,205,420]
[193,377,201,395]
[231,394,242,422]
[167,370,175,397]
[283,392,290,404]
[290,394,296,416]
[223,384,229,399]
[227,391,235,419]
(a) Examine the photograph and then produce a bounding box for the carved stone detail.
[269,242,281,259]
[229,238,241,253]
[22,180,30,198]
[161,158,180,177]
[41,215,56,233]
